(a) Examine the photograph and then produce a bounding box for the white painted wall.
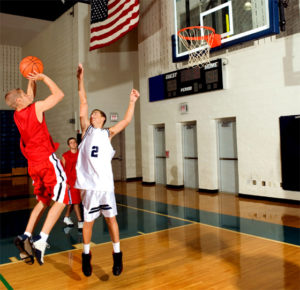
[138,1,300,201]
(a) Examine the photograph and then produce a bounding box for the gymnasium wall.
[77,3,141,178]
[138,1,300,201]
[20,3,141,178]
[0,45,22,110]
[22,5,78,159]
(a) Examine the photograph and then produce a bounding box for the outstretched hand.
[130,89,140,103]
[77,64,84,81]
[27,71,45,81]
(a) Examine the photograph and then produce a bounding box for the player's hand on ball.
[130,89,140,102]
[27,71,45,81]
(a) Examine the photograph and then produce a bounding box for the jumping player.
[4,72,68,265]
[75,64,140,277]
[61,137,83,231]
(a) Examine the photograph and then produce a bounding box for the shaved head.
[5,89,21,109]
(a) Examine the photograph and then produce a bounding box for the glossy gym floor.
[0,176,299,289]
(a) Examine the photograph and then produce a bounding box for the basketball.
[19,56,44,78]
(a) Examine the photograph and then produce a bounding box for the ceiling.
[0,0,90,21]
[0,0,90,46]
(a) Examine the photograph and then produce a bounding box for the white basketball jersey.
[75,126,115,192]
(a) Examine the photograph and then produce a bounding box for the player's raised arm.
[27,79,36,99]
[109,89,140,139]
[28,72,64,123]
[77,64,90,136]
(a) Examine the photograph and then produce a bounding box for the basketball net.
[178,26,221,68]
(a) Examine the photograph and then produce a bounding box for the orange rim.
[177,26,221,47]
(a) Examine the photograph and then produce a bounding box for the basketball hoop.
[177,26,221,68]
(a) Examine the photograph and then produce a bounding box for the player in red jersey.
[4,72,68,266]
[61,137,83,232]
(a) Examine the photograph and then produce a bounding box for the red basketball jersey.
[62,150,79,187]
[14,103,59,165]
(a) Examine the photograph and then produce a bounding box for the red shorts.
[66,187,81,204]
[28,154,69,206]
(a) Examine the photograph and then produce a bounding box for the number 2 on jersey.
[91,146,99,157]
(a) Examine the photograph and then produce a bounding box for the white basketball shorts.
[81,190,117,222]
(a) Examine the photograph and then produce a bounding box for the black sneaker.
[82,252,92,277]
[112,251,123,276]
[14,234,34,265]
[31,235,49,266]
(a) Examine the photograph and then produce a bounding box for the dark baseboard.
[142,181,156,186]
[198,188,219,194]
[166,184,184,190]
[238,193,300,205]
[126,177,142,182]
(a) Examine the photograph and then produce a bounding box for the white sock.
[113,242,120,253]
[24,232,32,237]
[39,232,49,242]
[83,244,90,254]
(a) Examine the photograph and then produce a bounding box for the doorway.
[217,118,239,193]
[154,125,167,185]
[182,122,199,189]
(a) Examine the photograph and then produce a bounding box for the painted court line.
[117,202,300,248]
[0,274,13,290]
[117,203,197,224]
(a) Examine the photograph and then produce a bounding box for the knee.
[105,217,117,227]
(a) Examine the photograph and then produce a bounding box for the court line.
[117,203,197,224]
[117,202,300,248]
[0,274,13,290]
[0,202,298,267]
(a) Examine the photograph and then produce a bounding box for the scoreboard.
[149,59,223,102]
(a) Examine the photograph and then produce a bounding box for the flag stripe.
[91,0,138,33]
[90,0,139,51]
[91,9,139,39]
[90,16,139,49]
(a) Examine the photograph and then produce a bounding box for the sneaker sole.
[14,238,34,265]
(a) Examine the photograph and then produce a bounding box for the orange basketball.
[19,56,44,78]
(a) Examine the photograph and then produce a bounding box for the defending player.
[61,137,83,231]
[4,72,68,265]
[75,64,140,277]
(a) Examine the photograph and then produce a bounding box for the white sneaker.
[32,237,49,265]
[78,221,84,230]
[64,217,74,226]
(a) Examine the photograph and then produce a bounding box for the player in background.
[4,72,68,265]
[61,137,83,232]
[75,64,140,277]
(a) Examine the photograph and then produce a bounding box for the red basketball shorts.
[28,153,69,206]
[66,187,81,204]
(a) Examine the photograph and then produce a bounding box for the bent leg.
[40,202,65,235]
[25,201,47,233]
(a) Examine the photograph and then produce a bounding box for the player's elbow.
[58,92,65,101]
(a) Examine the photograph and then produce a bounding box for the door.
[154,126,166,184]
[111,131,125,181]
[217,119,238,193]
[182,123,198,189]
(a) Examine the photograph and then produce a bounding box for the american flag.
[90,0,139,51]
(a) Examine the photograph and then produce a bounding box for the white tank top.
[75,126,115,191]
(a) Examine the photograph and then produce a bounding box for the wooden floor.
[0,178,300,289]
